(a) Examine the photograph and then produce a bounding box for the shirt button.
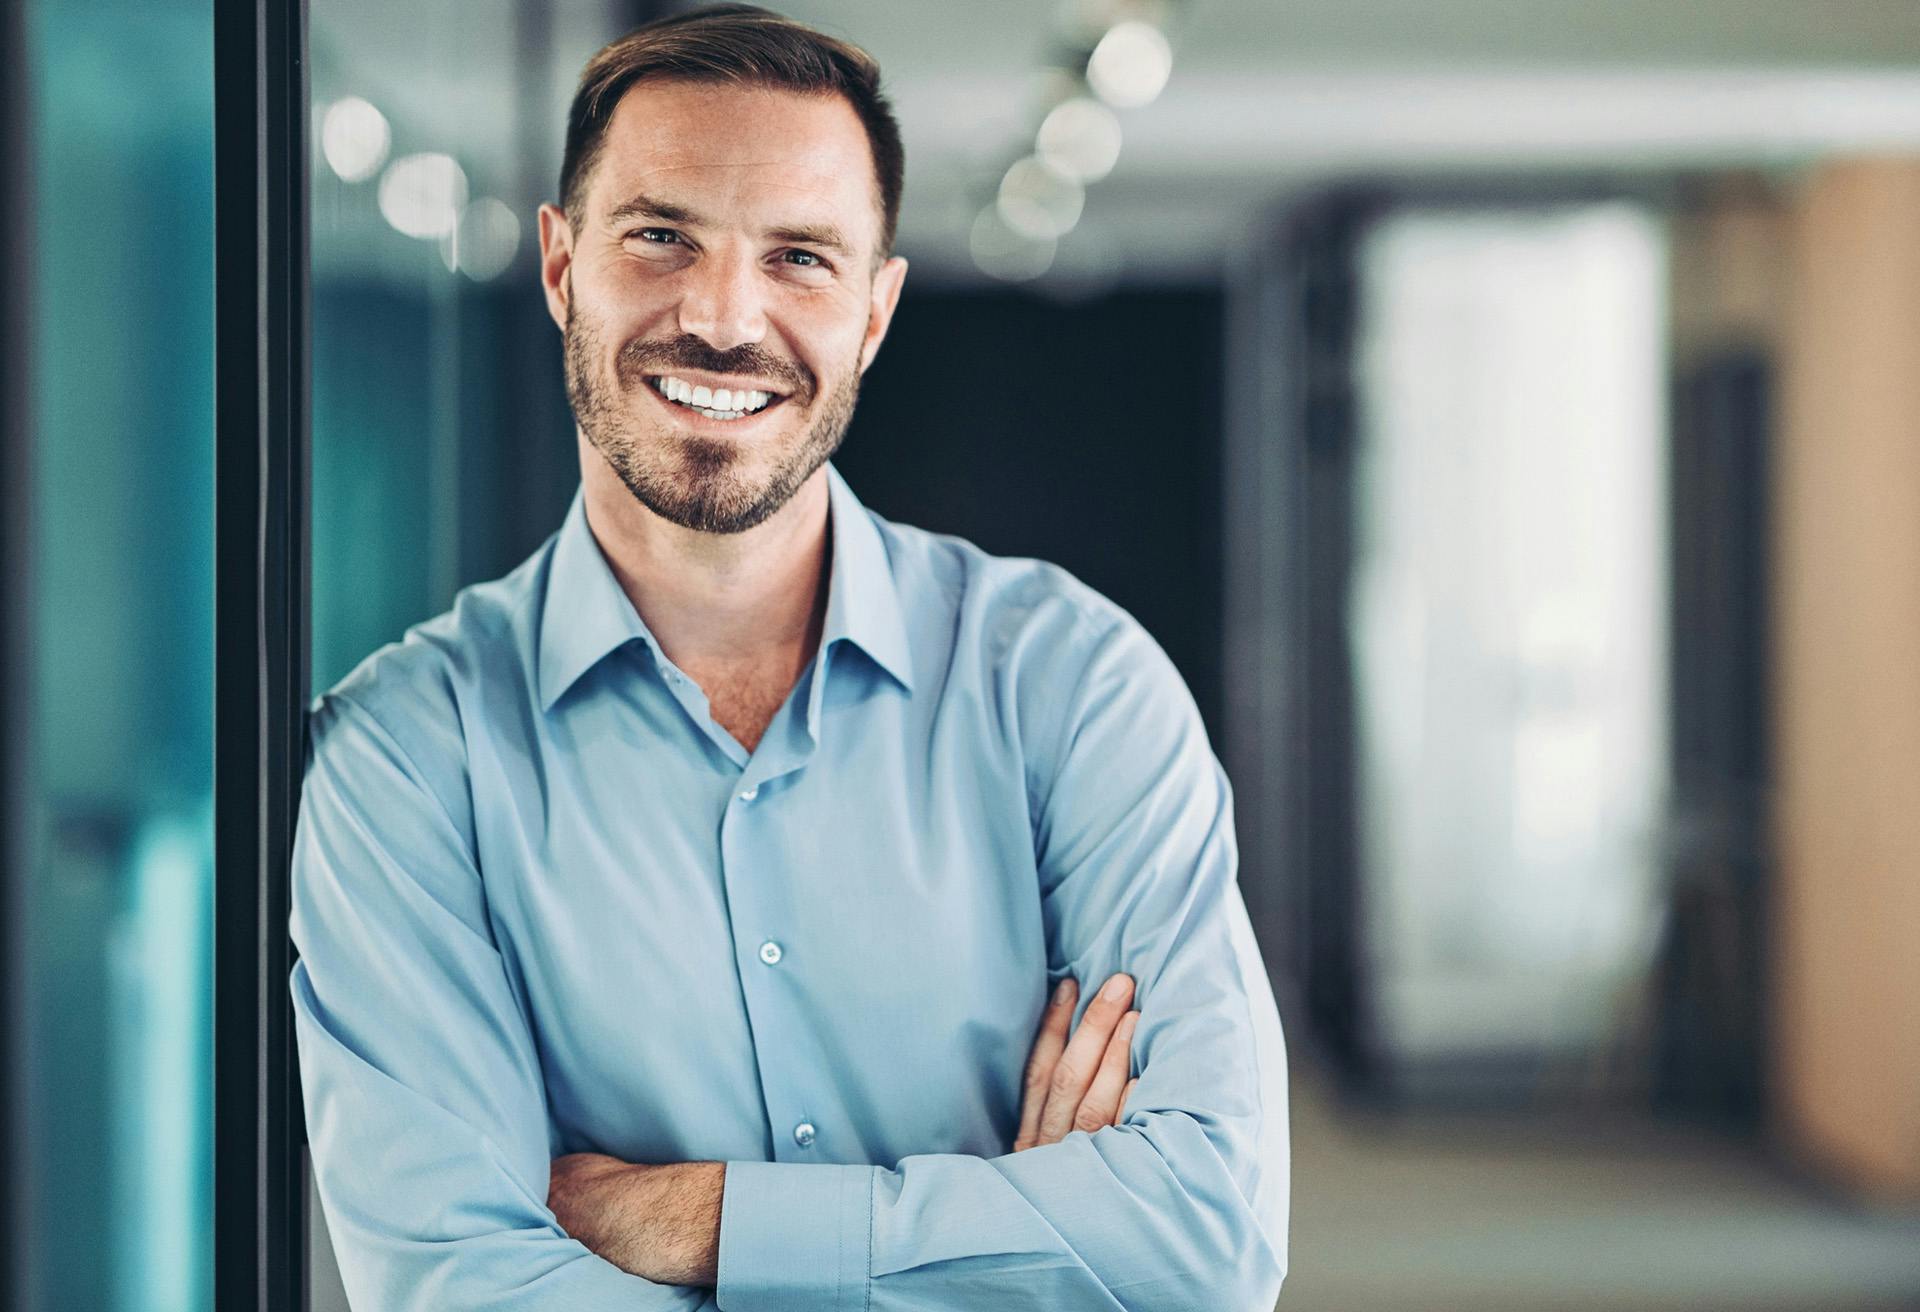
[792,1121,816,1148]
[738,786,758,802]
[758,940,783,965]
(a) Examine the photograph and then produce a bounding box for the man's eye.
[633,228,681,245]
[783,249,824,268]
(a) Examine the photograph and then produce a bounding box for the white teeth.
[653,375,778,415]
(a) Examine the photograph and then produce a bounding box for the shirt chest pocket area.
[773,853,1049,1082]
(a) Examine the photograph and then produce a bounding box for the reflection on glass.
[307,3,590,1303]
[309,3,578,696]
[1351,205,1671,1091]
[25,1,214,1308]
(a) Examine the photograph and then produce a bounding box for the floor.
[1279,1072,1920,1311]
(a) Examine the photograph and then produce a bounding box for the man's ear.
[858,255,909,375]
[538,203,574,333]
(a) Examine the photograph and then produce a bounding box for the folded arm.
[546,970,1140,1288]
[291,690,721,1311]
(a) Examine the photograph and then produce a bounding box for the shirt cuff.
[717,1160,877,1311]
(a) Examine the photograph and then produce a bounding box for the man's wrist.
[549,1154,724,1287]
[633,1160,725,1286]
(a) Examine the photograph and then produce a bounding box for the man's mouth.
[647,373,789,422]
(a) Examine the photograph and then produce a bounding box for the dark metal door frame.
[214,0,310,1307]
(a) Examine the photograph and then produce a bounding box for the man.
[291,6,1288,1309]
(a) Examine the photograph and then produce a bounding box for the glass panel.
[307,3,598,1302]
[309,0,585,695]
[1351,204,1672,1084]
[23,2,214,1309]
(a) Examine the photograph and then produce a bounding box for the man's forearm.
[548,972,1134,1288]
[548,1154,724,1286]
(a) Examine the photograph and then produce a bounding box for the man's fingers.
[1073,1010,1138,1135]
[1036,972,1133,1145]
[1115,1076,1139,1127]
[1014,977,1077,1151]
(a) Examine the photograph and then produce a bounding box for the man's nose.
[675,248,768,351]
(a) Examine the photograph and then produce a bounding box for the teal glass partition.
[24,2,214,1308]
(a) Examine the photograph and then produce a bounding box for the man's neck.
[577,432,832,685]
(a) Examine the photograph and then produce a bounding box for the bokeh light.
[970,205,1056,281]
[1037,97,1124,183]
[997,155,1086,241]
[320,96,390,183]
[441,196,521,280]
[1087,21,1172,109]
[377,152,468,241]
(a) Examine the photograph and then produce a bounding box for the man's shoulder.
[868,509,1189,751]
[870,509,1136,658]
[873,510,1200,801]
[308,541,548,779]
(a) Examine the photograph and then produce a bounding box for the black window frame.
[213,0,311,1307]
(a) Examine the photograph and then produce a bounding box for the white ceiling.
[312,0,1920,286]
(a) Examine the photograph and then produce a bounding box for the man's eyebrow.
[768,223,853,258]
[605,193,705,226]
[604,193,857,259]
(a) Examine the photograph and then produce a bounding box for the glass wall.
[306,3,603,1302]
[22,1,214,1309]
[309,0,589,696]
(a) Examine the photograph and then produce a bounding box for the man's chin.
[630,457,798,536]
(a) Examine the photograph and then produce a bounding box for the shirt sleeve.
[715,613,1290,1311]
[291,687,720,1312]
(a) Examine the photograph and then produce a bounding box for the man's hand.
[1013,972,1140,1151]
[547,1152,724,1286]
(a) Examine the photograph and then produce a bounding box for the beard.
[563,295,862,535]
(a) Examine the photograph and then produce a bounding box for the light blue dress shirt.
[290,464,1289,1311]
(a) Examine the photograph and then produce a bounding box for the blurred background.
[8,1,1920,1309]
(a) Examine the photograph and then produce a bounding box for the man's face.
[539,79,907,534]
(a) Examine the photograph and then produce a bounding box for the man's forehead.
[593,80,881,241]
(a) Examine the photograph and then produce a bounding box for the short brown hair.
[560,3,905,257]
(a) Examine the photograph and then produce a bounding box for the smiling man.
[289,6,1288,1310]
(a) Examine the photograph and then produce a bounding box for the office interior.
[5,1,1920,1309]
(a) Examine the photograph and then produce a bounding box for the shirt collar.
[536,462,913,713]
[536,485,653,712]
[820,462,914,693]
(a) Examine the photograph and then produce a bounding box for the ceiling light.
[997,156,1085,241]
[970,207,1056,282]
[1036,97,1124,183]
[1087,21,1172,109]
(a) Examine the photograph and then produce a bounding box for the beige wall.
[1773,158,1920,1202]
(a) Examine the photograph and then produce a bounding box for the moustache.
[618,334,813,403]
